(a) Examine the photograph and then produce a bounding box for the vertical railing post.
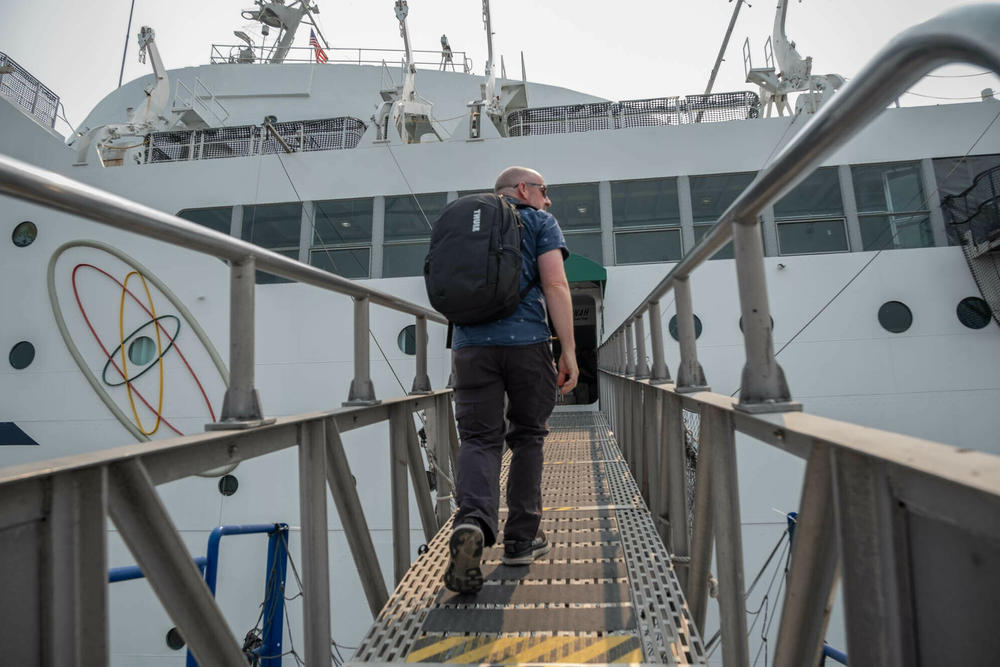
[346,296,379,405]
[389,404,410,586]
[831,448,913,667]
[298,420,332,666]
[641,386,662,502]
[648,301,671,384]
[617,333,627,374]
[674,277,709,392]
[410,315,432,394]
[664,394,691,587]
[428,393,454,527]
[624,323,636,377]
[731,219,800,412]
[687,404,715,633]
[48,468,109,665]
[634,315,650,380]
[773,441,840,667]
[210,256,273,428]
[709,409,750,667]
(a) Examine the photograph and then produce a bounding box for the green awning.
[564,253,607,284]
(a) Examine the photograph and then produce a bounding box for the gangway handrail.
[0,150,444,417]
[0,154,443,324]
[597,5,1000,666]
[605,4,1000,407]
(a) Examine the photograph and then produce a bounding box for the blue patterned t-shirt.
[452,197,568,349]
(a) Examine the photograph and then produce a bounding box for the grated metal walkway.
[350,412,706,666]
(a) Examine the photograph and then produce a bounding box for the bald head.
[494,166,543,194]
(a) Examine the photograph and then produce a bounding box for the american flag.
[309,29,328,63]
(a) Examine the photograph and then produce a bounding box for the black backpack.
[424,193,534,326]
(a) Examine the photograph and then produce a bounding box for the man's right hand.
[556,350,579,395]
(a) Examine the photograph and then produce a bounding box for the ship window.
[385,193,445,241]
[859,214,933,251]
[615,229,682,264]
[565,231,603,264]
[956,296,992,329]
[310,248,370,279]
[933,153,1000,246]
[242,202,302,284]
[398,325,416,355]
[547,183,600,231]
[852,162,933,250]
[878,301,912,333]
[218,474,238,496]
[128,336,156,365]
[312,198,373,278]
[774,167,843,218]
[383,242,431,278]
[611,178,680,229]
[9,341,35,370]
[689,172,756,260]
[314,198,373,244]
[774,167,849,255]
[668,314,703,341]
[693,223,735,260]
[177,207,232,234]
[165,627,185,650]
[776,218,849,255]
[12,221,37,247]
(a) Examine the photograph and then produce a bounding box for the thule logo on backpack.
[471,209,481,232]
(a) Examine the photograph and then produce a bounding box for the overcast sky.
[2,0,999,137]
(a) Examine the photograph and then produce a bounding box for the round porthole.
[956,296,991,330]
[128,336,157,365]
[878,301,912,333]
[165,627,185,650]
[668,314,703,341]
[11,221,37,247]
[739,315,774,333]
[9,341,35,369]
[218,474,239,496]
[397,324,416,355]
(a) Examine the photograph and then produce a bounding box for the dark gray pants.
[453,342,557,546]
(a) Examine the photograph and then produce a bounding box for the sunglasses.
[523,182,549,197]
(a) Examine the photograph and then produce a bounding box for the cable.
[903,90,993,102]
[727,103,1000,397]
[926,70,994,79]
[269,141,422,409]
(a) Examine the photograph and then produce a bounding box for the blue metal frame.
[108,523,289,666]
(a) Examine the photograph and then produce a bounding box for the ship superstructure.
[1,2,999,665]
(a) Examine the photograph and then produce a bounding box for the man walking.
[443,166,579,595]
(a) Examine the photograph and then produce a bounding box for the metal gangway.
[2,5,1000,666]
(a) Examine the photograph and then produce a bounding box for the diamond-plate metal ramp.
[350,411,707,666]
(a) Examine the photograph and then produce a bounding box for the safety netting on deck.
[940,163,1000,327]
[145,117,367,163]
[506,91,760,137]
[0,51,60,129]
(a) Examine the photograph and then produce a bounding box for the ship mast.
[482,0,501,116]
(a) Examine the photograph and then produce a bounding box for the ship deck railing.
[2,5,1000,667]
[208,43,473,73]
[0,50,60,130]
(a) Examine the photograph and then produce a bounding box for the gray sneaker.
[502,531,550,565]
[443,523,484,594]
